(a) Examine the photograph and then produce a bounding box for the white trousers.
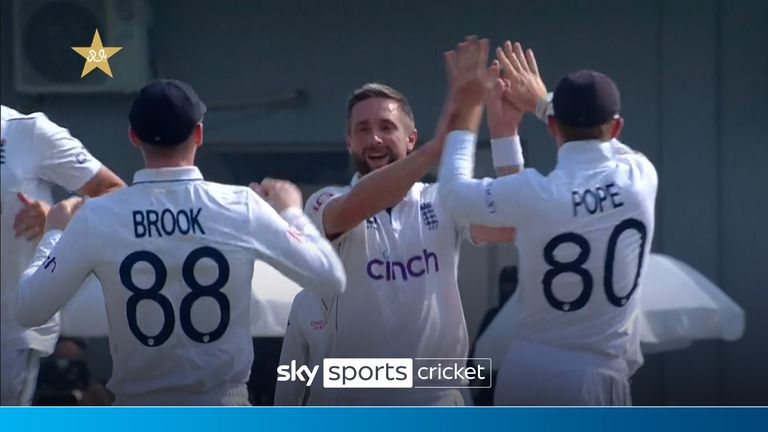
[1,349,40,406]
[494,340,632,406]
[113,383,250,406]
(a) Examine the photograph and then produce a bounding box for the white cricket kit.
[17,167,345,405]
[440,132,657,405]
[306,175,469,406]
[274,290,331,405]
[1,107,102,354]
[1,106,102,404]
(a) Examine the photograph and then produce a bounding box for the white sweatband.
[490,135,523,168]
[535,92,554,123]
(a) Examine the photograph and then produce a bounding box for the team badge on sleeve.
[312,192,334,212]
[75,151,90,164]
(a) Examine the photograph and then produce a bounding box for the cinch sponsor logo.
[366,249,439,281]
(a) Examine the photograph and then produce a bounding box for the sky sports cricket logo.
[277,358,492,389]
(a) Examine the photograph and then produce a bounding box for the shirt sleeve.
[274,295,309,406]
[31,113,102,191]
[17,206,96,327]
[304,187,356,244]
[247,190,346,300]
[438,131,538,229]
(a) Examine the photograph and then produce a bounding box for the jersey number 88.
[542,218,647,312]
[119,246,230,347]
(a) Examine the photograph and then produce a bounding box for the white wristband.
[491,135,523,168]
[535,92,554,123]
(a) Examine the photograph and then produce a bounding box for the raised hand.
[485,60,523,138]
[14,192,51,240]
[496,41,547,113]
[45,196,85,232]
[251,178,303,213]
[447,36,491,109]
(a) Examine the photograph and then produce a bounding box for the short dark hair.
[556,119,615,142]
[346,83,415,130]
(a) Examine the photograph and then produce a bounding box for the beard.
[350,151,390,176]
[350,148,411,176]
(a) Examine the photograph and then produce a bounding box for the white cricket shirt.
[306,175,470,405]
[1,106,102,355]
[274,289,331,405]
[17,166,345,404]
[440,132,657,374]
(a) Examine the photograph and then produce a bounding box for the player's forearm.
[276,209,346,299]
[611,138,637,156]
[448,104,484,134]
[323,146,436,236]
[79,166,126,197]
[439,131,509,228]
[17,231,73,326]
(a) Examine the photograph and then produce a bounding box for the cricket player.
[438,39,658,405]
[305,54,517,404]
[16,80,346,405]
[1,105,125,405]
[274,290,331,405]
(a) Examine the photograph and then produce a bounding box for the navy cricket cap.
[129,79,207,146]
[552,70,620,128]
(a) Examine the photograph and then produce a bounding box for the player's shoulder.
[70,192,118,222]
[199,180,253,196]
[198,181,266,216]
[293,289,314,306]
[1,109,46,134]
[293,289,326,314]
[308,184,349,199]
[1,106,39,123]
[306,184,349,211]
[413,181,436,200]
[613,141,658,186]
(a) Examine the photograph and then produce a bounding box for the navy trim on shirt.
[132,178,204,185]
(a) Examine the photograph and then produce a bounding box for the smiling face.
[346,97,416,175]
[345,85,417,176]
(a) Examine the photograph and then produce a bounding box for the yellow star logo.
[71,30,122,78]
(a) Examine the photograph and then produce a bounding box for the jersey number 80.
[119,246,230,347]
[542,218,647,312]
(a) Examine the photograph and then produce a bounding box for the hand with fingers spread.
[45,196,85,232]
[420,50,463,161]
[485,60,524,139]
[446,36,491,109]
[14,193,51,241]
[253,178,303,213]
[496,41,547,113]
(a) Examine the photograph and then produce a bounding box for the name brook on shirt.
[132,207,206,238]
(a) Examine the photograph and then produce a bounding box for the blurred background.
[1,0,766,405]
